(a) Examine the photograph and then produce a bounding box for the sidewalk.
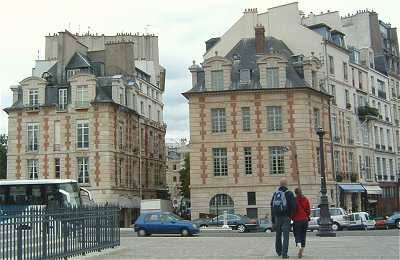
[74,233,400,259]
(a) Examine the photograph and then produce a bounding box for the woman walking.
[292,188,310,258]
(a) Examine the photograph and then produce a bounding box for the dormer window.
[28,89,39,106]
[266,67,279,88]
[240,69,251,85]
[76,85,89,107]
[67,69,80,79]
[211,70,224,90]
[119,87,125,105]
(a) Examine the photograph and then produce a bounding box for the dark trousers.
[293,220,308,248]
[274,216,291,257]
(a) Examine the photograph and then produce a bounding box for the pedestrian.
[271,178,296,259]
[292,188,311,258]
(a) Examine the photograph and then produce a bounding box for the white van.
[348,212,375,230]
[309,207,350,231]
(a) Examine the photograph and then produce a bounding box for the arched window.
[209,194,234,215]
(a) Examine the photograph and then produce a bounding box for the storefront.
[338,184,365,212]
[361,184,383,217]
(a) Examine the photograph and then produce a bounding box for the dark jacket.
[270,186,296,220]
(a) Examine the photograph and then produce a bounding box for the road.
[74,229,400,260]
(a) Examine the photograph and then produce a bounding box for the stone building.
[184,26,335,219]
[4,30,167,226]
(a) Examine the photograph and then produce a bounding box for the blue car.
[134,211,200,236]
[385,212,400,229]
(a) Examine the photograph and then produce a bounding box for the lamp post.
[316,127,336,237]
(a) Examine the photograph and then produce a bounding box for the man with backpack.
[271,178,296,258]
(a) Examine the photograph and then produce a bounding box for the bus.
[0,179,93,208]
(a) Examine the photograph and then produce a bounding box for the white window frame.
[211,70,224,90]
[55,158,61,179]
[28,89,39,106]
[76,85,89,107]
[27,122,39,152]
[266,67,279,88]
[58,88,68,110]
[241,107,251,132]
[76,120,89,149]
[213,148,228,176]
[269,146,285,175]
[267,106,282,132]
[211,108,226,133]
[77,157,89,184]
[244,147,252,175]
[27,159,39,179]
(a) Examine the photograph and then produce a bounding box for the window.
[211,108,226,133]
[312,71,318,88]
[358,71,363,89]
[119,87,125,105]
[241,107,251,132]
[329,56,334,74]
[269,146,285,175]
[331,85,336,104]
[382,158,387,178]
[346,119,353,144]
[55,158,61,178]
[247,192,256,205]
[384,105,388,120]
[157,110,161,122]
[213,148,228,176]
[374,126,379,146]
[332,114,338,141]
[148,105,152,120]
[266,67,279,88]
[54,121,60,151]
[348,152,354,175]
[267,106,282,132]
[27,123,39,152]
[244,147,252,175]
[209,194,234,215]
[343,62,348,80]
[365,156,372,180]
[58,88,68,110]
[76,120,89,149]
[389,159,394,177]
[140,101,144,114]
[345,89,350,106]
[352,68,355,86]
[313,108,321,130]
[240,69,251,84]
[387,129,391,148]
[211,70,224,90]
[173,164,177,170]
[77,157,89,184]
[334,151,340,177]
[173,176,177,182]
[146,86,150,96]
[76,85,89,107]
[144,214,160,222]
[27,159,39,179]
[380,128,385,148]
[28,89,39,106]
[118,123,124,150]
[246,208,258,219]
[376,157,381,178]
[118,158,124,186]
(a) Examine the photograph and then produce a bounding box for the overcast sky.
[0,0,398,139]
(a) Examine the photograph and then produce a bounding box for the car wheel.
[200,224,208,228]
[396,220,400,229]
[265,228,272,233]
[137,229,147,237]
[237,224,246,233]
[331,222,340,231]
[181,228,190,237]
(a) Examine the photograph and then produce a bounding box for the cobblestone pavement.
[74,230,400,260]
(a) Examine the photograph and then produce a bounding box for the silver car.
[309,207,350,231]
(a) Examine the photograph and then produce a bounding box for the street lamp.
[316,127,336,237]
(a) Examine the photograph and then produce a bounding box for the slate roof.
[187,36,310,93]
[66,52,91,69]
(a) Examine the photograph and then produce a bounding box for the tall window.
[358,71,363,89]
[374,126,379,147]
[311,71,318,88]
[267,106,282,132]
[376,157,381,178]
[380,128,385,149]
[329,56,335,74]
[352,68,355,86]
[27,123,39,152]
[27,159,38,179]
[119,87,125,105]
[332,114,338,141]
[334,151,341,177]
[343,62,348,80]
[76,120,89,149]
[118,158,124,186]
[148,105,152,120]
[387,129,392,149]
[118,122,124,150]
[267,67,279,88]
[348,152,354,175]
[213,148,228,176]
[209,194,234,215]
[371,76,375,94]
[58,88,68,110]
[382,158,387,178]
[77,157,89,184]
[241,107,251,132]
[28,89,39,106]
[345,89,350,106]
[54,121,60,151]
[157,110,161,122]
[269,146,284,175]
[313,108,321,130]
[389,159,394,177]
[211,108,226,133]
[346,119,353,144]
[140,101,144,114]
[365,156,371,180]
[247,192,256,205]
[244,147,252,175]
[331,85,336,104]
[76,85,89,107]
[55,158,61,178]
[211,70,224,90]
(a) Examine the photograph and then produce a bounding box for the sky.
[0,0,398,139]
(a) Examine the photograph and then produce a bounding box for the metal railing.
[0,205,120,260]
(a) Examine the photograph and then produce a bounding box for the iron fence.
[0,205,120,260]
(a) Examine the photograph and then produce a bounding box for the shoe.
[298,248,304,258]
[282,256,289,259]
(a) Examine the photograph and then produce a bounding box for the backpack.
[272,190,288,215]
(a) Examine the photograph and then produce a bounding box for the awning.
[339,184,365,193]
[362,185,383,195]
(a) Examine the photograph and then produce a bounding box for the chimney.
[255,24,265,54]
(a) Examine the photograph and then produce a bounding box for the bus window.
[10,186,27,205]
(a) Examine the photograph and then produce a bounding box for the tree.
[0,134,7,179]
[179,153,190,199]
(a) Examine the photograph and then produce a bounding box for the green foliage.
[179,154,190,199]
[0,134,7,179]
[358,106,379,121]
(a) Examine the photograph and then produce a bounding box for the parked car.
[309,207,350,231]
[385,212,400,229]
[196,213,258,232]
[134,211,199,236]
[192,218,211,228]
[257,218,274,232]
[374,217,388,230]
[348,212,375,230]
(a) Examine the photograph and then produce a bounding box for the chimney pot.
[255,25,266,54]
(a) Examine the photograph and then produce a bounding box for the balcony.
[75,101,90,109]
[378,90,387,99]
[346,103,351,110]
[25,104,40,112]
[377,175,383,180]
[383,175,388,180]
[375,144,381,150]
[385,117,390,122]
[56,104,68,112]
[357,106,379,121]
[381,145,386,150]
[390,175,395,181]
[26,144,39,152]
[388,146,393,152]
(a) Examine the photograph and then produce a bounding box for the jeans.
[274,216,291,257]
[293,220,308,248]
